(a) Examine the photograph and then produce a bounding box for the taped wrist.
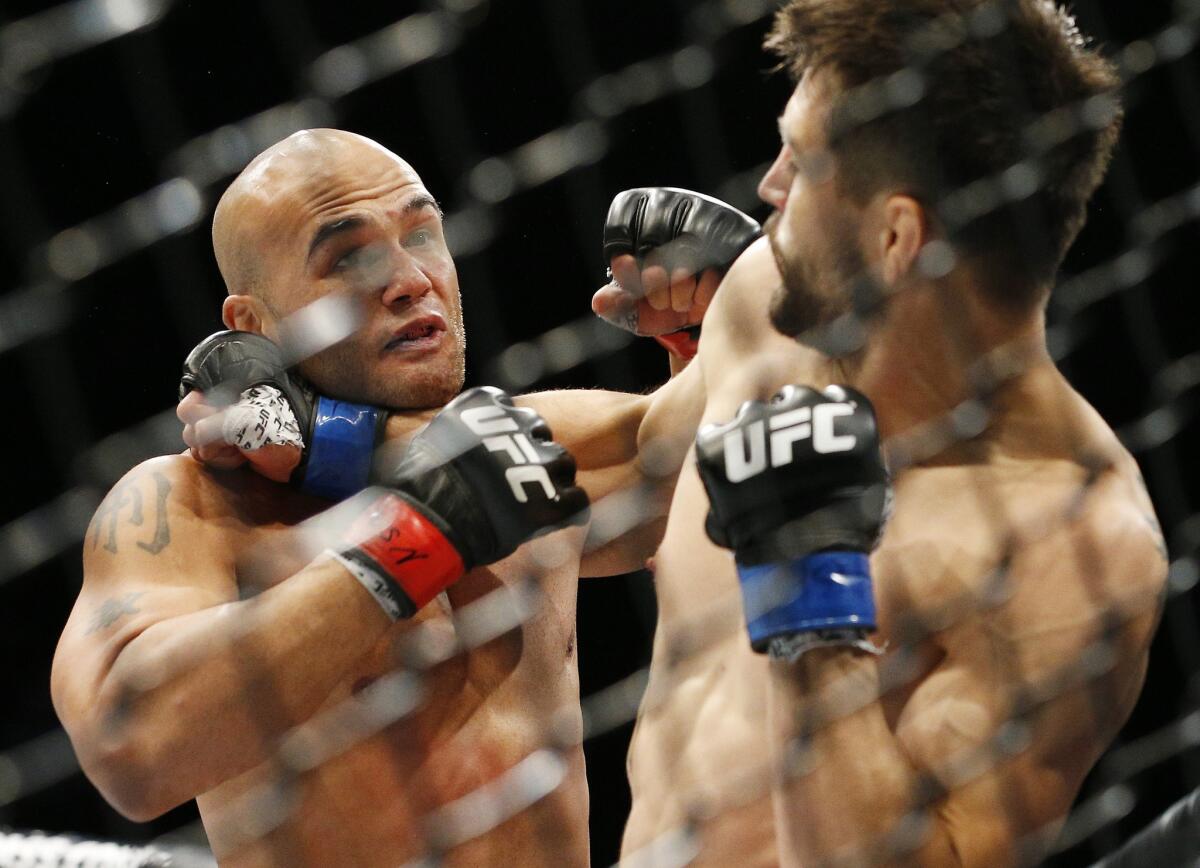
[736,551,876,654]
[300,397,386,501]
[222,385,305,451]
[336,489,466,619]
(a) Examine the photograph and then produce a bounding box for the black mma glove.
[335,387,590,618]
[601,187,762,358]
[695,385,889,658]
[179,330,384,500]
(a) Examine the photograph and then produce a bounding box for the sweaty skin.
[622,74,1165,867]
[625,238,1164,868]
[52,130,703,868]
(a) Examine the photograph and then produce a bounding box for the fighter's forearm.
[768,652,962,868]
[85,558,391,819]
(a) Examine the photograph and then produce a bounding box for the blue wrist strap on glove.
[737,551,875,652]
[301,397,381,501]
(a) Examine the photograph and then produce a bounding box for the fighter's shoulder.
[1002,455,1167,634]
[86,453,273,553]
[1055,457,1167,591]
[701,237,789,355]
[91,455,195,518]
[883,458,1164,621]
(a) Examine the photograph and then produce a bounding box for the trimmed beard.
[765,214,880,357]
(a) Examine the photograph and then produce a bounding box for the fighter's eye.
[332,244,389,277]
[403,228,430,249]
[792,150,834,184]
[332,247,363,270]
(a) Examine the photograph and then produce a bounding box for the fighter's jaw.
[371,339,467,410]
[768,286,810,339]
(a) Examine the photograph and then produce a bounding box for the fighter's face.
[257,153,466,410]
[757,77,868,345]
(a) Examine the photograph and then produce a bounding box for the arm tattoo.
[90,471,172,555]
[86,591,145,635]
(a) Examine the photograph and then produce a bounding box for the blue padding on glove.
[302,397,380,501]
[737,551,875,650]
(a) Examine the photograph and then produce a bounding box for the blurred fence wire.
[0,0,1198,865]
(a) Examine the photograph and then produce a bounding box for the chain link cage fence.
[0,0,1197,865]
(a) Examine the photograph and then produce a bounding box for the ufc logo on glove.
[721,401,858,483]
[461,405,558,502]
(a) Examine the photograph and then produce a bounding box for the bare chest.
[203,515,590,863]
[233,512,586,734]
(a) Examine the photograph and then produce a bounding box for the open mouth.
[384,315,447,352]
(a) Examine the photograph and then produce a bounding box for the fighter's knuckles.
[642,266,671,312]
[602,190,649,260]
[824,384,874,414]
[659,234,703,274]
[192,413,232,448]
[544,444,578,483]
[608,255,643,298]
[513,406,551,437]
[735,398,769,425]
[771,384,821,409]
[635,192,679,250]
[669,271,698,313]
[562,489,591,526]
[698,401,762,451]
[525,414,553,443]
[697,269,721,302]
[696,413,742,453]
[478,385,513,406]
[198,444,245,469]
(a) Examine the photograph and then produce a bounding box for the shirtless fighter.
[49,131,760,866]
[613,1,1167,865]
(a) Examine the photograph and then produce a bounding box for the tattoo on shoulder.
[90,471,172,556]
[86,591,145,635]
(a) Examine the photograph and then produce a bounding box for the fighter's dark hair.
[766,0,1122,307]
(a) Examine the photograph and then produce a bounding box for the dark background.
[0,0,1197,865]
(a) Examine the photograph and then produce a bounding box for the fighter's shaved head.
[212,129,418,307]
[213,128,463,410]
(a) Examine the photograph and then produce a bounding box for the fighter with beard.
[139,2,1164,862]
[610,1,1167,865]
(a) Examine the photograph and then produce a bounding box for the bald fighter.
[605,1,1167,865]
[51,130,741,867]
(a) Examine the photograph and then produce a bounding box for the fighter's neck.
[820,283,1054,464]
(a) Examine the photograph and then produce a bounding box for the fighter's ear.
[878,194,926,288]
[222,294,265,335]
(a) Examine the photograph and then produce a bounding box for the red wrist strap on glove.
[340,490,466,616]
[653,327,700,360]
